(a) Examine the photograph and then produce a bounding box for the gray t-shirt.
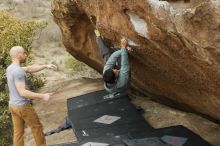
[6,64,31,106]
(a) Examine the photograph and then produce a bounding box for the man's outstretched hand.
[94,29,101,37]
[42,93,54,101]
[45,64,57,70]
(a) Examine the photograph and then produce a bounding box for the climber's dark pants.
[96,36,111,63]
[96,36,121,69]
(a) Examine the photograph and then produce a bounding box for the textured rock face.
[52,0,220,120]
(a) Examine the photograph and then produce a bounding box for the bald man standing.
[6,46,57,146]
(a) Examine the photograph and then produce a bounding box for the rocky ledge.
[52,0,220,121]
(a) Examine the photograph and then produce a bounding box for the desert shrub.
[0,11,46,145]
[64,53,101,79]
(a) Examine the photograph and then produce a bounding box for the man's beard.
[20,58,26,63]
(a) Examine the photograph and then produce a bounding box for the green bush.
[0,11,46,145]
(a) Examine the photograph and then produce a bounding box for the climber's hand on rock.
[120,38,128,49]
[94,29,101,37]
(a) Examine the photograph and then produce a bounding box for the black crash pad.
[53,90,212,146]
[67,90,153,141]
[128,125,213,146]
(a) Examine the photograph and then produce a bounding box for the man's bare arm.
[22,64,57,73]
[15,81,51,101]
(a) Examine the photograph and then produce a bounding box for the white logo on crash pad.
[81,142,109,146]
[94,115,121,124]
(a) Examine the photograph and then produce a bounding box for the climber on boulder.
[94,29,132,94]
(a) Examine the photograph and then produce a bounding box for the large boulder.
[52,0,220,120]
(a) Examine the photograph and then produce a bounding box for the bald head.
[10,46,24,59]
[9,46,26,63]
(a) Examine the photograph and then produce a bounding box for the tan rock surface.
[52,0,220,120]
